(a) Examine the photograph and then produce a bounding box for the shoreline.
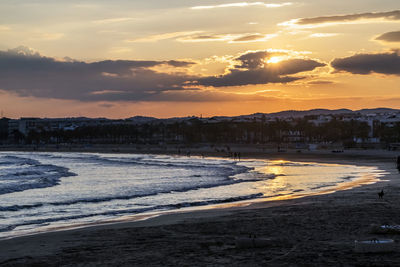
[0,150,399,266]
[0,151,384,241]
[0,143,398,159]
[0,161,381,242]
[0,149,390,238]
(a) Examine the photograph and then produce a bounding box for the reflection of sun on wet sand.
[0,150,399,266]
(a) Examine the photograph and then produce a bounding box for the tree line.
[5,116,399,146]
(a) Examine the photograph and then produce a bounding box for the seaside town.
[1,108,399,149]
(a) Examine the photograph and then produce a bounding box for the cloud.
[92,17,137,24]
[375,31,400,42]
[234,51,283,69]
[309,33,338,38]
[196,50,325,87]
[0,47,327,103]
[307,80,334,85]
[178,34,232,42]
[331,51,400,75]
[191,2,292,10]
[280,10,400,27]
[98,103,115,108]
[165,60,196,68]
[0,46,198,102]
[130,31,277,44]
[231,34,277,42]
[177,33,276,43]
[127,31,202,43]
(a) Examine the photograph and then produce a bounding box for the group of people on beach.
[231,152,241,161]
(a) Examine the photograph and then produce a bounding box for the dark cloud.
[231,34,267,42]
[98,103,115,108]
[197,50,325,87]
[307,80,334,85]
[331,51,400,75]
[0,47,326,102]
[165,60,196,67]
[178,34,222,42]
[149,90,268,102]
[179,33,273,43]
[188,35,217,40]
[0,47,197,102]
[295,10,400,25]
[235,51,272,69]
[197,69,300,87]
[232,33,268,43]
[376,31,400,42]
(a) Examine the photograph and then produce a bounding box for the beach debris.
[354,238,395,253]
[235,235,272,249]
[370,224,400,234]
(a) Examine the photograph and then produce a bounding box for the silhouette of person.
[378,189,384,199]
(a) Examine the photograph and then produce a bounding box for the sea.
[0,151,385,239]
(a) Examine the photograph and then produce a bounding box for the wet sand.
[0,150,400,266]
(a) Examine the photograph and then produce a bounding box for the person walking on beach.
[378,189,384,199]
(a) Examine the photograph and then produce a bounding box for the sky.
[0,0,399,118]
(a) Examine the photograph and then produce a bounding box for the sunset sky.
[0,0,399,118]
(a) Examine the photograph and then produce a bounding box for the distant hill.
[356,108,400,114]
[126,116,157,124]
[236,108,400,119]
[239,109,353,119]
[127,108,400,124]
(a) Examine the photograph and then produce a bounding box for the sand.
[0,149,400,266]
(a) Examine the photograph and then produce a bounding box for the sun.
[267,56,284,64]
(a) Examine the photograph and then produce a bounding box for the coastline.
[0,150,399,266]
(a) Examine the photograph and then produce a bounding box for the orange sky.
[0,1,399,118]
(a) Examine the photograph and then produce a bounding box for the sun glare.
[267,56,284,64]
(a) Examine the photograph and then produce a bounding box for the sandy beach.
[0,149,400,266]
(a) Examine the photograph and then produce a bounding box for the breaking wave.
[0,155,76,195]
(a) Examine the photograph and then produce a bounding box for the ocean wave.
[0,225,16,233]
[0,155,39,166]
[0,156,76,195]
[43,153,247,172]
[310,183,338,190]
[268,161,316,167]
[0,174,265,212]
[0,193,263,233]
[341,175,354,180]
[0,154,276,212]
[237,173,285,182]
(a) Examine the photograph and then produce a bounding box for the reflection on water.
[245,159,385,201]
[261,164,285,176]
